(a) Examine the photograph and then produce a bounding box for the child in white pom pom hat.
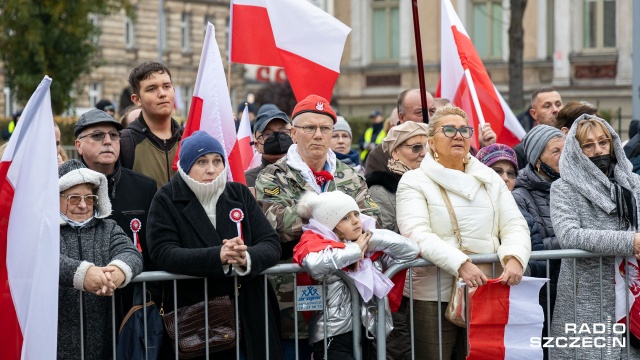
[293,190,418,359]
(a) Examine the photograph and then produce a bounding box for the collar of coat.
[418,152,494,200]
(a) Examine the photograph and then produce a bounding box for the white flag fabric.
[0,76,60,359]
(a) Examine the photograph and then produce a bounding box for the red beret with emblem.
[291,94,337,124]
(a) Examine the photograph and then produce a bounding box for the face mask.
[589,154,611,175]
[539,160,560,181]
[263,131,293,155]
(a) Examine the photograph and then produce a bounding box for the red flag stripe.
[231,4,283,67]
[0,161,23,360]
[468,281,510,359]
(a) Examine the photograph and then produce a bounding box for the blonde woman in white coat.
[396,106,531,360]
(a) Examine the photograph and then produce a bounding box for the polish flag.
[614,257,640,339]
[230,0,351,101]
[0,76,60,359]
[235,104,257,171]
[467,277,546,360]
[174,23,247,184]
[437,0,525,148]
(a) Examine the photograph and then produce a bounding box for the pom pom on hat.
[297,191,360,230]
[179,131,226,173]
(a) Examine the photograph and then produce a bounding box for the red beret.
[291,95,337,124]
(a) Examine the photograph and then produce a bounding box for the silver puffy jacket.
[300,229,419,344]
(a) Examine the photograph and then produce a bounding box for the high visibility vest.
[8,120,15,134]
[360,128,386,161]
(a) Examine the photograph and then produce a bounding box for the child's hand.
[355,231,372,258]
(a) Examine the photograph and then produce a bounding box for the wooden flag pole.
[411,0,430,124]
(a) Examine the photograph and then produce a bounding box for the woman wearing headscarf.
[550,115,640,359]
[147,131,282,359]
[57,160,143,360]
[365,121,428,233]
[396,106,531,360]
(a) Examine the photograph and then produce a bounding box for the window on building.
[470,0,503,59]
[181,85,192,117]
[88,14,99,44]
[4,87,15,117]
[124,17,135,48]
[89,83,102,108]
[181,12,191,52]
[371,0,400,62]
[583,0,616,49]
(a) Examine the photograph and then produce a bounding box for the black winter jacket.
[147,177,283,360]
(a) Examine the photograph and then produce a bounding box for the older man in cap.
[244,109,293,188]
[256,94,379,357]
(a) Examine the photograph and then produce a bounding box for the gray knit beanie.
[333,116,352,138]
[523,125,564,165]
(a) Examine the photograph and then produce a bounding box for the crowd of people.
[4,60,640,359]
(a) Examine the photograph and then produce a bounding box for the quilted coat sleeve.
[494,180,531,267]
[396,171,469,277]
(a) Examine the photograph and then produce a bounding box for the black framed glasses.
[60,194,98,206]
[78,131,121,142]
[403,143,426,154]
[293,125,333,134]
[256,129,292,144]
[439,125,474,139]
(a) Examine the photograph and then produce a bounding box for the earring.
[434,151,440,162]
[463,154,470,164]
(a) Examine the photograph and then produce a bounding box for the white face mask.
[60,211,95,229]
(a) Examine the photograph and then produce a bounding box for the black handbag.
[116,289,164,360]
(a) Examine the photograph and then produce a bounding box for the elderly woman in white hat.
[57,159,143,360]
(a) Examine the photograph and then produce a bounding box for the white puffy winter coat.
[396,152,531,301]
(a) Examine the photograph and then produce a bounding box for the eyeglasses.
[438,125,474,139]
[60,194,98,206]
[403,143,426,154]
[78,131,121,142]
[256,129,292,144]
[491,167,517,180]
[293,125,333,135]
[581,138,611,154]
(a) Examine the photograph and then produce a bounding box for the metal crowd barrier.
[376,249,634,360]
[77,263,364,360]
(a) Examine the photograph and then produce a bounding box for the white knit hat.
[297,191,360,230]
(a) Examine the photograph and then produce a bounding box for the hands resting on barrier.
[458,257,523,288]
[83,265,126,296]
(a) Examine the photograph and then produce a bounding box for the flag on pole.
[235,105,256,171]
[615,257,640,339]
[437,0,525,148]
[467,277,546,360]
[230,0,351,101]
[174,23,247,184]
[0,76,60,360]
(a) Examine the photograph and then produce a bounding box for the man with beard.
[244,109,293,188]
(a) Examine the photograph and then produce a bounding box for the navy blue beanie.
[179,131,226,173]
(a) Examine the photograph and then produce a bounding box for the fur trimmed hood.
[59,167,111,219]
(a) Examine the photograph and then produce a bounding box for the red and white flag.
[437,0,525,148]
[236,104,257,171]
[230,0,351,101]
[467,277,545,359]
[0,76,60,359]
[175,23,247,184]
[615,257,640,339]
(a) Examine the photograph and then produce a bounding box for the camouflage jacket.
[256,155,380,257]
[255,154,380,339]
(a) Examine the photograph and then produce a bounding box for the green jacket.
[255,155,380,339]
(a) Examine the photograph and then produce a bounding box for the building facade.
[334,0,633,135]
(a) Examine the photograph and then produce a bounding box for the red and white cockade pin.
[130,218,142,252]
[229,208,244,239]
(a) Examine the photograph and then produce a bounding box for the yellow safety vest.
[360,128,386,161]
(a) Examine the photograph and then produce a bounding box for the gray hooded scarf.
[550,114,640,359]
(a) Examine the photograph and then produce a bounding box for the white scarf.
[178,163,227,228]
[285,144,337,194]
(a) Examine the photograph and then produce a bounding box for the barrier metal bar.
[234,276,240,360]
[204,278,209,360]
[112,293,117,360]
[436,267,443,360]
[173,279,178,360]
[293,273,299,360]
[573,258,577,360]
[79,292,85,360]
[264,275,270,360]
[143,281,148,360]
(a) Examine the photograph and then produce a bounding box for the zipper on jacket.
[76,229,88,358]
[164,138,171,183]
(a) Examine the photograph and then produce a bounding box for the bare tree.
[508,0,528,111]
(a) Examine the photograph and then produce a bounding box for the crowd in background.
[3,60,640,360]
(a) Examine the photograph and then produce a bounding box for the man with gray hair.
[255,94,379,357]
